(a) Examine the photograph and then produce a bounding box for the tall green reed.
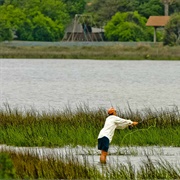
[0,151,101,179]
[0,153,16,179]
[0,104,179,147]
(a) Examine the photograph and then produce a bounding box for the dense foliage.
[163,12,180,45]
[104,11,153,41]
[85,0,180,25]
[0,0,179,44]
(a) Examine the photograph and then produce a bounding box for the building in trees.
[63,14,104,41]
[146,16,170,42]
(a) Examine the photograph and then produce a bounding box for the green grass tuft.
[0,104,180,147]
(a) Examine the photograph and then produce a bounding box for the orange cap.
[107,107,116,115]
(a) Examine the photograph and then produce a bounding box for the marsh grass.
[0,43,180,60]
[108,155,180,179]
[0,150,180,179]
[0,104,180,147]
[0,150,102,179]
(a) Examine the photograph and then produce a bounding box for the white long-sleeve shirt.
[98,115,133,142]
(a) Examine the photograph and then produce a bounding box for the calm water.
[0,59,180,111]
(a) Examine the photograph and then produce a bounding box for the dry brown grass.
[0,43,179,60]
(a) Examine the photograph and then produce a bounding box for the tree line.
[0,0,180,45]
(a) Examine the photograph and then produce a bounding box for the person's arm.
[115,117,138,129]
[115,117,132,129]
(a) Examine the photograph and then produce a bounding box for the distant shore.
[0,41,180,60]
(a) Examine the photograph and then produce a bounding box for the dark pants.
[98,136,109,152]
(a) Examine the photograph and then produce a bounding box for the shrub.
[163,13,180,46]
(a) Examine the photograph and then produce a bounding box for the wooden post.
[154,27,157,43]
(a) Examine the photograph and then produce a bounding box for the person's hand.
[132,121,138,126]
[128,121,138,130]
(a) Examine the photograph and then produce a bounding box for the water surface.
[1,144,180,171]
[0,59,180,111]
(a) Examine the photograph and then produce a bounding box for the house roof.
[146,16,170,27]
[66,22,82,33]
[65,21,104,33]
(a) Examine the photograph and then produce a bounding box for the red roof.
[146,16,170,27]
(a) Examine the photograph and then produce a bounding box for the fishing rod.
[128,115,157,130]
[120,108,180,146]
[109,101,179,129]
[128,108,180,130]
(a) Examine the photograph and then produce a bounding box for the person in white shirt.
[97,107,138,163]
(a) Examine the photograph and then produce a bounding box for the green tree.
[169,0,180,14]
[0,4,25,41]
[138,0,163,18]
[31,12,64,41]
[0,4,26,28]
[105,11,152,41]
[20,0,70,25]
[0,22,13,41]
[16,19,34,40]
[85,0,164,26]
[0,0,70,41]
[40,0,69,24]
[163,13,180,45]
[62,0,86,18]
[22,0,70,41]
[85,0,127,27]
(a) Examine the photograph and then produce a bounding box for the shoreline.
[0,41,180,60]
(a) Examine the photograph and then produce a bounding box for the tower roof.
[146,16,170,27]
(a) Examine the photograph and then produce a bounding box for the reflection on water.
[0,144,180,171]
[0,59,180,111]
